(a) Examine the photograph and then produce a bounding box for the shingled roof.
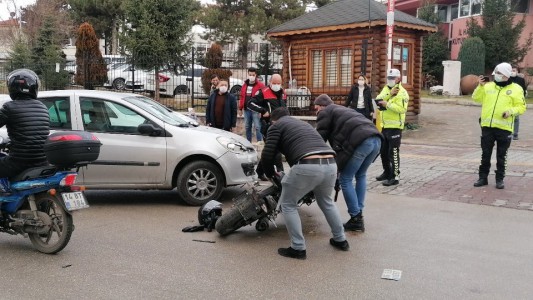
[268,0,437,36]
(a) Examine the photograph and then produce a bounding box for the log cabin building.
[267,0,437,124]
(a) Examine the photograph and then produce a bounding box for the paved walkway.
[366,99,533,211]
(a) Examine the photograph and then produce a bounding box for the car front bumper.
[217,150,258,185]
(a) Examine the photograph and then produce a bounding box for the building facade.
[396,0,533,67]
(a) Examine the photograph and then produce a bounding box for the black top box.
[44,131,101,167]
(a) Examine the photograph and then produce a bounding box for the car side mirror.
[138,124,162,136]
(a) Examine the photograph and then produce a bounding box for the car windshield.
[122,96,188,126]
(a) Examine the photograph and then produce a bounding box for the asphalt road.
[2,102,533,299]
[1,186,532,299]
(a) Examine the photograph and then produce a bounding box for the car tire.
[230,85,242,95]
[176,161,224,206]
[174,85,189,95]
[113,78,126,90]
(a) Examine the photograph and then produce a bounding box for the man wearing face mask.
[509,66,527,140]
[472,62,526,189]
[205,80,237,132]
[374,69,409,186]
[248,73,286,180]
[345,75,374,120]
[239,67,265,143]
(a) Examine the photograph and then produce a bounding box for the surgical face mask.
[387,79,396,87]
[248,76,256,82]
[219,86,228,93]
[510,71,517,77]
[494,74,505,82]
[271,84,281,92]
[358,80,365,86]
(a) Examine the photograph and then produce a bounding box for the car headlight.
[217,136,248,154]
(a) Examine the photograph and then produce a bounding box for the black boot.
[344,212,365,232]
[473,178,488,187]
[382,178,399,186]
[495,180,505,189]
[375,173,388,181]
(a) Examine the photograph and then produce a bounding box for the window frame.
[309,46,353,89]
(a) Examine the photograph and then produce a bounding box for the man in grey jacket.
[315,94,382,232]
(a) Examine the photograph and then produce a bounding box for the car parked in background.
[104,64,148,91]
[0,91,257,205]
[145,65,243,98]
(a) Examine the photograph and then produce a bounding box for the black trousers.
[479,127,512,180]
[379,128,402,180]
[0,156,35,179]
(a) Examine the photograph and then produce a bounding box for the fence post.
[131,54,135,93]
[191,48,195,108]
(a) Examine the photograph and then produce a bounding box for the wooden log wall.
[278,26,429,125]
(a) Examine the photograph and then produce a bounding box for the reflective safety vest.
[472,82,526,132]
[376,83,409,129]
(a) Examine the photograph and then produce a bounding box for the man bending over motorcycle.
[261,107,349,260]
[0,69,50,179]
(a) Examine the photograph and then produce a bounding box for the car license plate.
[61,192,89,211]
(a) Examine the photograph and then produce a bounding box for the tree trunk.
[111,18,118,55]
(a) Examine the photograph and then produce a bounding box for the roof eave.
[268,21,437,38]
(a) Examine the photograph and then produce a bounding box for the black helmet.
[7,68,39,100]
[197,200,223,231]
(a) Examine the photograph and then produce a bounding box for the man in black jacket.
[0,69,50,179]
[509,66,527,140]
[315,94,382,232]
[262,107,349,260]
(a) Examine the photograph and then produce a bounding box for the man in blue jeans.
[315,94,383,232]
[238,67,265,143]
[262,107,349,259]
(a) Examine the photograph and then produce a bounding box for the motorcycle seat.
[10,166,57,183]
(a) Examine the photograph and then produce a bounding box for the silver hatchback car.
[0,90,258,205]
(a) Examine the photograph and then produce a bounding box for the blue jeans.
[279,163,345,251]
[244,110,262,142]
[339,136,381,217]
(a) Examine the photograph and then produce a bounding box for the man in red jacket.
[238,67,265,143]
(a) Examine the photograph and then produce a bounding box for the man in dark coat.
[509,66,527,140]
[205,80,237,131]
[262,107,349,260]
[315,94,382,232]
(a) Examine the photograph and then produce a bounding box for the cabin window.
[311,47,353,88]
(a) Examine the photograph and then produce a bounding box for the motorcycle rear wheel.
[28,193,74,254]
[215,185,278,236]
[215,205,247,236]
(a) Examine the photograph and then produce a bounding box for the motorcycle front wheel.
[28,193,74,254]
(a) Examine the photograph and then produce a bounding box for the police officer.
[473,62,526,189]
[247,74,286,180]
[374,69,409,186]
[0,69,50,179]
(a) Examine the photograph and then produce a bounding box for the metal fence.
[0,45,349,115]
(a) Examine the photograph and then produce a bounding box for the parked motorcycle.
[0,131,101,254]
[215,174,315,236]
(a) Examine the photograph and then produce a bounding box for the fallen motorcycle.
[215,175,315,236]
[0,131,101,254]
